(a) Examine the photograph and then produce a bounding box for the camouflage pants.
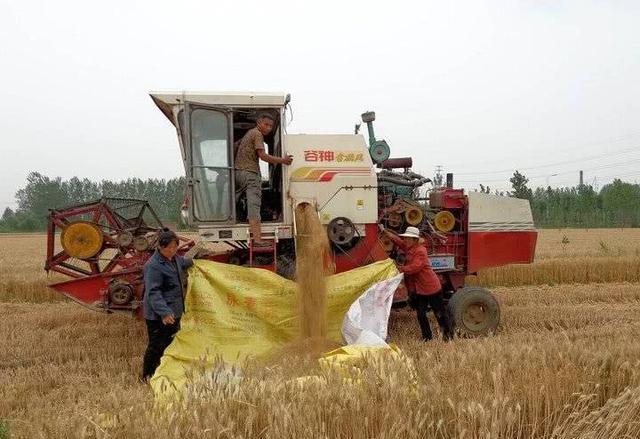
[235,170,262,220]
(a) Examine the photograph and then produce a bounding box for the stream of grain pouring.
[294,203,334,344]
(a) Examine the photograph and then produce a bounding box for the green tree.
[14,172,69,229]
[4,173,189,232]
[2,207,13,221]
[509,170,533,200]
[600,179,640,227]
[0,208,15,232]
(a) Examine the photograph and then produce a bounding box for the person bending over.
[383,225,454,341]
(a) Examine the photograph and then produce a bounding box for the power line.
[446,131,640,169]
[593,170,640,181]
[454,146,640,176]
[456,156,640,184]
[528,158,640,179]
[459,167,640,187]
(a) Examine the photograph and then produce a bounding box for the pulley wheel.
[133,236,150,252]
[327,217,356,246]
[60,221,104,259]
[116,231,134,247]
[434,210,456,232]
[145,233,158,249]
[379,234,394,253]
[405,207,424,226]
[369,140,391,165]
[387,212,403,229]
[109,281,134,306]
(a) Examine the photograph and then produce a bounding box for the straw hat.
[399,226,421,239]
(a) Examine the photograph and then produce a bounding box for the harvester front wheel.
[448,287,500,337]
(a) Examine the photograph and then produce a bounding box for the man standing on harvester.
[382,226,454,341]
[234,113,293,245]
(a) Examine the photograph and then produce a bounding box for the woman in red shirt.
[383,226,454,341]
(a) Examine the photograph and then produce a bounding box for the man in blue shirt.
[142,228,193,380]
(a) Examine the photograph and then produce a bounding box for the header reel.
[45,198,193,312]
[46,198,164,278]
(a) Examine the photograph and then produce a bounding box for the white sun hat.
[398,226,421,239]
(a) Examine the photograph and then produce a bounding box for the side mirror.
[180,196,191,226]
[180,207,190,225]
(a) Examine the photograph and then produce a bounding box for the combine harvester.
[45,92,537,336]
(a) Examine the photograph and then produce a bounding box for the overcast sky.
[1,0,639,212]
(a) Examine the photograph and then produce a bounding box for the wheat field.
[2,229,640,304]
[473,228,640,287]
[1,230,640,438]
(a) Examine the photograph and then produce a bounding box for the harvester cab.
[149,91,397,276]
[149,92,425,244]
[150,92,291,236]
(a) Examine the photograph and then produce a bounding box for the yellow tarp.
[291,343,418,388]
[150,258,398,396]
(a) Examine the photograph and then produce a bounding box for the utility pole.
[579,170,584,187]
[433,165,444,187]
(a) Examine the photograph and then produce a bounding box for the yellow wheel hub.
[60,221,104,259]
[434,210,456,232]
[404,207,424,226]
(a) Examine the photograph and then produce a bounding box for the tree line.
[2,170,640,232]
[1,172,185,232]
[477,171,640,228]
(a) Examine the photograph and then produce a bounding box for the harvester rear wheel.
[60,221,104,259]
[448,287,500,337]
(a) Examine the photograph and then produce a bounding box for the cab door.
[185,104,235,223]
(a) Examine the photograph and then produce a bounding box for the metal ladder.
[248,227,279,271]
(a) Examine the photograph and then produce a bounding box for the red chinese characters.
[244,296,256,312]
[226,293,239,307]
[304,150,320,162]
[303,150,364,162]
